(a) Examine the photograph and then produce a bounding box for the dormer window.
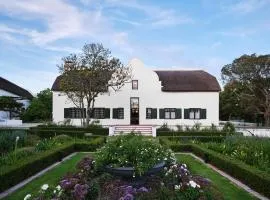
[132,80,138,90]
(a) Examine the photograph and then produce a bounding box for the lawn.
[4,153,256,200]
[176,154,256,200]
[3,153,89,200]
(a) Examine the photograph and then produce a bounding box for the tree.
[219,81,255,122]
[22,89,52,122]
[0,96,23,119]
[59,43,131,126]
[221,54,270,126]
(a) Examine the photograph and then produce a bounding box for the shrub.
[0,129,26,154]
[157,131,227,137]
[222,122,235,133]
[54,134,73,143]
[157,123,171,131]
[95,134,175,175]
[25,134,40,146]
[35,138,56,152]
[0,147,35,166]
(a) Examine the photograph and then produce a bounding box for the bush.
[54,134,73,143]
[222,122,235,133]
[0,129,26,154]
[28,127,109,138]
[25,134,40,146]
[157,131,227,137]
[0,143,75,192]
[159,136,225,145]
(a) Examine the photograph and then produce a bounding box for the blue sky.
[0,0,270,94]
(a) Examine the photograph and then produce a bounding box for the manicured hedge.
[159,136,226,143]
[170,144,270,198]
[157,131,228,137]
[28,127,109,138]
[0,138,106,192]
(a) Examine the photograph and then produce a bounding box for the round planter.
[105,161,166,178]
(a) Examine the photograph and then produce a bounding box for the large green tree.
[22,88,52,122]
[221,54,270,126]
[59,43,131,126]
[0,96,23,119]
[219,81,255,122]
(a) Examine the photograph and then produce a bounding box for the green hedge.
[159,136,226,143]
[157,131,228,137]
[0,138,106,192]
[170,144,270,198]
[28,127,109,138]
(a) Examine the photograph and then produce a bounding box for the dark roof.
[52,70,221,92]
[51,76,62,91]
[0,77,33,99]
[154,70,221,92]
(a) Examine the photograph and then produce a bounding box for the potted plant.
[95,134,176,178]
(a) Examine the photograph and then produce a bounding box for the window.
[159,108,181,119]
[113,108,124,119]
[184,108,206,119]
[64,108,86,119]
[93,108,105,119]
[146,108,157,119]
[132,80,138,90]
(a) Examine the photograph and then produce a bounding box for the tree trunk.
[265,113,270,127]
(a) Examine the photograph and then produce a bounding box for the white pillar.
[109,126,115,136]
[152,126,156,137]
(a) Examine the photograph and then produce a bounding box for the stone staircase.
[111,125,154,136]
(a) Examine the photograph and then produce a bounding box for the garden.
[0,125,269,199]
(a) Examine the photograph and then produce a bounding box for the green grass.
[4,153,257,200]
[176,154,257,200]
[3,153,90,200]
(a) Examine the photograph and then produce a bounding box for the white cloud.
[225,0,270,14]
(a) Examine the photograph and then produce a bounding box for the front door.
[130,97,139,125]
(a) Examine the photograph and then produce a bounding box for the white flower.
[54,190,56,194]
[24,194,31,200]
[174,185,181,190]
[16,136,20,142]
[189,180,200,188]
[183,164,187,168]
[164,167,168,171]
[41,184,49,191]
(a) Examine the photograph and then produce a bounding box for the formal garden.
[0,123,269,200]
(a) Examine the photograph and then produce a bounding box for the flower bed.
[25,155,220,200]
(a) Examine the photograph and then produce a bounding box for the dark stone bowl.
[105,161,166,178]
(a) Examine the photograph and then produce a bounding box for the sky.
[0,0,270,94]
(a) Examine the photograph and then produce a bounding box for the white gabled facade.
[52,58,220,127]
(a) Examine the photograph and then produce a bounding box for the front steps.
[110,125,155,136]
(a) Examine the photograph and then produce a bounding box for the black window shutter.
[118,108,124,119]
[184,109,190,119]
[152,108,157,119]
[64,108,69,118]
[113,108,118,119]
[200,109,207,119]
[176,109,182,119]
[159,109,165,119]
[105,108,110,119]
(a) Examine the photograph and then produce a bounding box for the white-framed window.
[132,80,138,90]
[165,108,176,119]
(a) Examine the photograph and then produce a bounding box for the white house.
[0,77,33,125]
[51,59,221,135]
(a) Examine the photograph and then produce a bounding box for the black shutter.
[118,108,124,119]
[113,108,118,119]
[159,109,165,119]
[152,108,157,119]
[64,108,69,118]
[176,109,182,119]
[105,108,110,119]
[184,109,190,119]
[200,109,207,119]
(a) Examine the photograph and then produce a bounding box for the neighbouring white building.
[0,77,33,125]
[51,58,221,135]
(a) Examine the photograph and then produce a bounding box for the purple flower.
[121,193,134,200]
[73,184,89,200]
[137,187,148,193]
